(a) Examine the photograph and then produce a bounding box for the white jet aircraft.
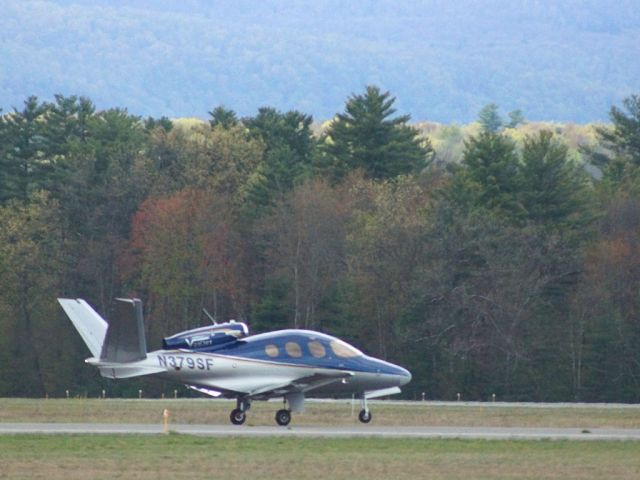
[59,298,411,426]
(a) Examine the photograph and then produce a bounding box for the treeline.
[1,88,639,402]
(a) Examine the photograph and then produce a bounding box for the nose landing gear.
[358,396,372,423]
[358,409,372,423]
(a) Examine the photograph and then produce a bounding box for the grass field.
[1,434,639,480]
[2,399,640,479]
[1,398,639,428]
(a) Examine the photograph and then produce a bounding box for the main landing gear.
[275,408,291,426]
[230,397,250,425]
[228,397,293,426]
[230,409,246,425]
[275,397,292,426]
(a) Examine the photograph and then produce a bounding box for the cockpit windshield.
[330,339,362,358]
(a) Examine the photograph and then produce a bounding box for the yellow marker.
[163,409,170,434]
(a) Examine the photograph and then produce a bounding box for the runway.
[1,422,640,440]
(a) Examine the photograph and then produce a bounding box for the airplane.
[58,297,411,426]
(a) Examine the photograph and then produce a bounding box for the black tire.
[275,409,291,426]
[230,408,246,425]
[358,409,372,423]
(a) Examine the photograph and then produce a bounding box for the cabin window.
[265,344,279,358]
[285,341,302,358]
[330,339,361,358]
[308,341,326,358]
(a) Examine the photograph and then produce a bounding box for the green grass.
[0,434,639,480]
[1,398,639,428]
[2,399,639,479]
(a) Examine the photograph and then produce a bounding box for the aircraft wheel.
[358,409,372,423]
[275,409,291,426]
[230,408,246,425]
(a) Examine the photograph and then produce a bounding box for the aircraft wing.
[186,369,352,399]
[248,370,353,397]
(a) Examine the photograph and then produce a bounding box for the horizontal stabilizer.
[84,357,164,379]
[58,298,108,358]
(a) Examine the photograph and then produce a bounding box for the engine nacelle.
[163,321,248,350]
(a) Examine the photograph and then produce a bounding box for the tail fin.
[100,298,147,362]
[58,298,108,358]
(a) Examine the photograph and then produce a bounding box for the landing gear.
[230,397,251,425]
[230,409,246,425]
[358,396,372,423]
[358,409,372,423]
[228,396,296,426]
[275,408,291,426]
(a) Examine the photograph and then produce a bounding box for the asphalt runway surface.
[2,423,640,440]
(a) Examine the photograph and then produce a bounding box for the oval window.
[285,341,302,358]
[265,344,279,357]
[308,341,326,358]
[330,339,361,358]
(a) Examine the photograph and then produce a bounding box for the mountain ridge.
[1,0,638,122]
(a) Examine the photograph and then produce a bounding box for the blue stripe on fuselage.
[187,329,408,377]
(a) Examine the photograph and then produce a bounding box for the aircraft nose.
[398,366,412,385]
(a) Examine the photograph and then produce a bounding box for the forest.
[1,87,639,402]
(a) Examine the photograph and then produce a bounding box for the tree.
[321,85,433,181]
[586,94,640,179]
[258,178,349,330]
[244,107,315,164]
[0,192,79,396]
[44,95,94,151]
[0,96,51,202]
[477,103,503,133]
[344,175,431,358]
[459,130,520,215]
[240,107,316,214]
[518,130,590,229]
[208,105,238,129]
[402,196,583,400]
[56,108,148,309]
[144,116,173,132]
[598,94,640,165]
[568,194,640,401]
[124,188,249,339]
[181,124,263,199]
[506,109,525,128]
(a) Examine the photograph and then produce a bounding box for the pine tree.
[506,109,525,128]
[518,130,589,228]
[208,105,238,129]
[240,107,316,214]
[477,103,503,133]
[321,85,432,181]
[594,94,640,168]
[0,96,51,202]
[461,130,519,215]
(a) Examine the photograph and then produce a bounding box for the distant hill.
[1,0,639,122]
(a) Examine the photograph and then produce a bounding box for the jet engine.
[162,321,248,350]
